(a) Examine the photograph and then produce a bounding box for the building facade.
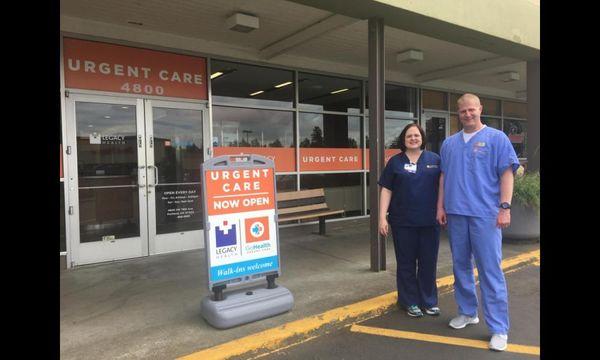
[59,0,539,268]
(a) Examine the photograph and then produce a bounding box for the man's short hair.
[457,93,481,107]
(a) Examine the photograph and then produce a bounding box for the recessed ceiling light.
[121,106,129,109]
[275,81,292,88]
[331,88,349,94]
[104,116,111,119]
[250,90,264,96]
[211,72,224,79]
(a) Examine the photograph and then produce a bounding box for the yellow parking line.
[351,324,540,356]
[178,249,540,360]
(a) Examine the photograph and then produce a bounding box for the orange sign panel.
[299,148,362,171]
[205,168,275,216]
[364,149,402,168]
[63,38,207,100]
[213,147,295,173]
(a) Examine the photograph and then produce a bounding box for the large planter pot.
[502,202,540,241]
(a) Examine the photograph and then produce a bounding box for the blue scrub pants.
[447,214,509,335]
[390,225,440,309]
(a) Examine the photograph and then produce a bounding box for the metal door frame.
[144,99,210,255]
[422,111,450,148]
[65,93,149,266]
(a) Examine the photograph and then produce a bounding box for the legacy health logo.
[215,220,239,257]
[245,216,270,243]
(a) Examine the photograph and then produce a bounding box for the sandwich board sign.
[200,154,293,328]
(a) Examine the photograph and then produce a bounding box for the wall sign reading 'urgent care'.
[63,38,207,100]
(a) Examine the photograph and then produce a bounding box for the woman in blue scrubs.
[378,123,441,317]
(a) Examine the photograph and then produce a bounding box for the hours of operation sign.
[203,156,279,287]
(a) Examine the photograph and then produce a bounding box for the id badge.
[404,163,417,173]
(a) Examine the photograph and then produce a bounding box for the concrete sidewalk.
[60,218,539,360]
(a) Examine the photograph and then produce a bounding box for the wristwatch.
[499,202,511,210]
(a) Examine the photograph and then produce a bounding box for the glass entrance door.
[66,95,148,265]
[66,94,208,266]
[145,100,207,255]
[423,112,449,154]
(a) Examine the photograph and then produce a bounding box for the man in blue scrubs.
[436,93,519,352]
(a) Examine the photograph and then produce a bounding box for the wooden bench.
[276,188,345,235]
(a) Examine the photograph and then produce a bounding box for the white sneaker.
[489,334,508,351]
[448,314,479,329]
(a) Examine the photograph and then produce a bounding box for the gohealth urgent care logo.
[244,217,270,243]
[215,220,238,256]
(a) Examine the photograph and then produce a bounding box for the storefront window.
[449,93,460,112]
[503,119,527,158]
[503,101,527,118]
[276,175,297,193]
[299,113,360,148]
[300,173,363,217]
[481,98,501,116]
[299,113,362,171]
[422,89,447,111]
[365,84,417,118]
[211,60,294,108]
[449,114,462,135]
[213,106,295,172]
[299,73,362,113]
[482,116,502,130]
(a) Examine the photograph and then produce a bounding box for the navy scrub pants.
[390,225,440,309]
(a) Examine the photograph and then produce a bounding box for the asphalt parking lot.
[256,263,540,360]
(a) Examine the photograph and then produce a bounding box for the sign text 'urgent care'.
[63,38,207,100]
[205,168,275,216]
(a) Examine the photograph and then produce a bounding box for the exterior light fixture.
[226,13,260,33]
[211,72,224,79]
[396,49,424,63]
[250,90,264,96]
[274,81,292,88]
[501,71,520,82]
[330,88,349,94]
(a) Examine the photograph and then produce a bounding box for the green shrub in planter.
[503,170,540,240]
[512,171,540,212]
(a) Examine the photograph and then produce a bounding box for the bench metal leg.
[319,217,326,235]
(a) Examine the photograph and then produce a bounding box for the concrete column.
[526,60,540,172]
[368,18,386,272]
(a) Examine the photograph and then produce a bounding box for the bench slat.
[277,196,326,209]
[277,188,324,201]
[278,209,345,222]
[278,203,328,215]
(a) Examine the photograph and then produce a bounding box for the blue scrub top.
[378,150,441,227]
[440,126,520,219]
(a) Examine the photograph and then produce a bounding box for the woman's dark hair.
[398,123,427,152]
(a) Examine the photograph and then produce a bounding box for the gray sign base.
[201,285,294,329]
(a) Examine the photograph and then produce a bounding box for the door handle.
[147,165,159,187]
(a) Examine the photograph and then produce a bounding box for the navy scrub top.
[378,150,441,227]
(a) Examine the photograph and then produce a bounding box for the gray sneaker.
[448,314,479,329]
[489,334,508,351]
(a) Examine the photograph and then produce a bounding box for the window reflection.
[300,173,363,217]
[211,60,294,108]
[503,119,527,157]
[76,102,138,187]
[299,113,360,148]
[299,73,362,112]
[213,106,294,148]
[153,107,203,183]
